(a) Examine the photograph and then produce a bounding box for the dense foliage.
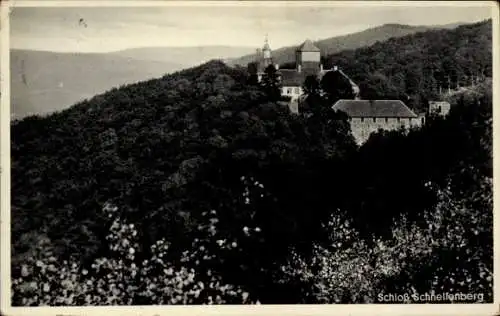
[11,20,493,305]
[322,20,492,112]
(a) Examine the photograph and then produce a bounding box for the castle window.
[421,117,425,124]
[361,118,364,122]
[385,118,388,123]
[397,117,401,123]
[294,87,300,94]
[373,118,376,123]
[437,106,442,113]
[287,88,292,95]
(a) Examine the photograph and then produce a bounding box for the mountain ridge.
[110,45,256,64]
[227,22,468,67]
[10,21,479,119]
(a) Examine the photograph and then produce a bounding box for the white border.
[1,1,499,316]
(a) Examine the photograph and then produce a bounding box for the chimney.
[297,64,302,73]
[333,65,338,71]
[275,64,279,70]
[320,63,323,72]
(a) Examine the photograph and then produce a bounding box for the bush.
[275,177,493,303]
[12,203,256,306]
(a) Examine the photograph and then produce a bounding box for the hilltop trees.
[323,20,492,111]
[358,73,401,100]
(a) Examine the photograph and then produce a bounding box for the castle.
[250,37,428,144]
[251,37,360,113]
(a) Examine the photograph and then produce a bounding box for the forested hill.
[11,59,355,268]
[228,23,461,67]
[322,19,492,111]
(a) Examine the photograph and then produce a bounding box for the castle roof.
[297,39,320,52]
[279,69,321,86]
[332,100,418,118]
[279,68,359,94]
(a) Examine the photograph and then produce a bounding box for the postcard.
[1,1,498,315]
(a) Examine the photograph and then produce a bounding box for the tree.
[260,64,282,102]
[320,70,354,105]
[358,73,400,100]
[303,75,320,95]
[300,75,322,115]
[247,62,260,86]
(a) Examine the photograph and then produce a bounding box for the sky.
[9,2,494,53]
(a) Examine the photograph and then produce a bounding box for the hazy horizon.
[9,20,489,54]
[10,4,493,53]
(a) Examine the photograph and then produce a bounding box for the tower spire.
[262,33,271,51]
[262,33,272,66]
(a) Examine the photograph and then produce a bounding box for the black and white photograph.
[1,1,498,315]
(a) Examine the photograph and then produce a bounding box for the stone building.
[428,101,451,116]
[332,99,425,144]
[251,37,359,113]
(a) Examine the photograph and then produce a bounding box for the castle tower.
[262,34,273,68]
[296,39,321,72]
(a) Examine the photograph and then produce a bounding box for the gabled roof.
[279,70,307,86]
[297,39,320,52]
[332,100,418,118]
[278,68,360,92]
[279,69,319,86]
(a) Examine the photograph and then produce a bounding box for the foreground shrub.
[12,175,492,305]
[12,204,255,306]
[276,178,493,303]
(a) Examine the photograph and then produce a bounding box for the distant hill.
[111,46,256,65]
[10,49,186,119]
[228,23,463,67]
[10,45,255,119]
